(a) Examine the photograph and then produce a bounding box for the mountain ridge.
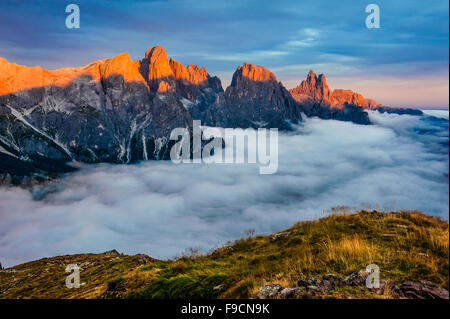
[289,69,423,116]
[0,45,424,183]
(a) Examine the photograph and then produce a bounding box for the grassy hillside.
[0,210,448,299]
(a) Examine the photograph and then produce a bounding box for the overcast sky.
[0,0,448,108]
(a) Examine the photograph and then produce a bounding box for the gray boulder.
[256,284,283,299]
[278,287,299,299]
[344,268,370,286]
[297,276,319,288]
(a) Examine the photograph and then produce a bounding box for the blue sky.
[1,0,448,108]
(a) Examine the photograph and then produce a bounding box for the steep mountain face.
[139,46,176,93]
[206,63,302,130]
[290,70,333,106]
[168,57,223,119]
[290,70,379,110]
[290,70,422,121]
[0,46,223,183]
[138,45,223,118]
[289,71,370,124]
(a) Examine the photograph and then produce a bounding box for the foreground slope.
[0,211,448,299]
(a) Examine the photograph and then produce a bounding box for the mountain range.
[0,45,423,184]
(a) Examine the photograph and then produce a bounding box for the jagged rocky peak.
[0,45,228,182]
[231,63,277,87]
[304,69,323,87]
[169,58,209,86]
[187,64,209,84]
[289,69,383,110]
[288,70,371,124]
[205,63,302,129]
[169,58,190,83]
[165,55,223,119]
[227,62,290,99]
[98,52,147,85]
[290,70,333,105]
[0,52,148,98]
[366,98,382,109]
[138,45,223,98]
[140,45,176,93]
[289,69,421,121]
[331,90,384,110]
[169,58,221,91]
[0,47,197,182]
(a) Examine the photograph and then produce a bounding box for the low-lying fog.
[0,111,448,267]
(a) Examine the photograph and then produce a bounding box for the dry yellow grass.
[323,235,378,265]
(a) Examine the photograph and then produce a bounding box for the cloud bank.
[0,111,448,267]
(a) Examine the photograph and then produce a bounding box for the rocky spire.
[288,70,372,124]
[139,45,175,93]
[289,69,383,110]
[306,70,317,84]
[290,70,332,105]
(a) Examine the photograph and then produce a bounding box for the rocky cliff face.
[168,57,223,119]
[289,70,370,124]
[290,70,422,121]
[332,89,372,109]
[139,46,175,93]
[290,70,380,110]
[290,70,333,106]
[206,63,302,130]
[0,46,223,183]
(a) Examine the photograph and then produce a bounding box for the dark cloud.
[1,1,447,70]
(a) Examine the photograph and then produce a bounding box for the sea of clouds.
[0,110,448,267]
